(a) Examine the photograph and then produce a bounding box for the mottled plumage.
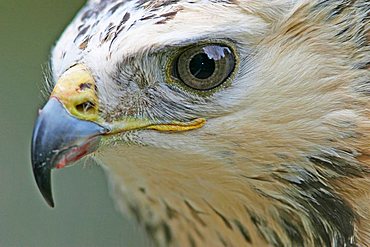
[39,0,369,246]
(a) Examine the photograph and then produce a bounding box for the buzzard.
[31,0,369,246]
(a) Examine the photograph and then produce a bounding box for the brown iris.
[173,44,236,91]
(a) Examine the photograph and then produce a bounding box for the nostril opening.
[75,101,96,115]
[79,83,93,91]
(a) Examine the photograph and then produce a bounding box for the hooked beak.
[31,97,108,207]
[31,64,108,207]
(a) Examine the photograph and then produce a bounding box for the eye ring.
[171,44,236,91]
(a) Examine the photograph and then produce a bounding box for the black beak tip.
[33,166,55,208]
[31,99,59,208]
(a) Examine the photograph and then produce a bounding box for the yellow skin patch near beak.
[51,64,99,122]
[51,64,206,134]
[147,118,206,132]
[106,118,206,135]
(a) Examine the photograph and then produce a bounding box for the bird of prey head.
[31,0,369,246]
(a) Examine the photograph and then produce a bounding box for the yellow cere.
[51,64,99,122]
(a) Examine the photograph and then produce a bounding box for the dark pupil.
[189,53,215,79]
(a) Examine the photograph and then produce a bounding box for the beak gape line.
[31,98,108,207]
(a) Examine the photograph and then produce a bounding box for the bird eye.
[172,44,236,91]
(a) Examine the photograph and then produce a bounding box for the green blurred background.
[0,1,147,246]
